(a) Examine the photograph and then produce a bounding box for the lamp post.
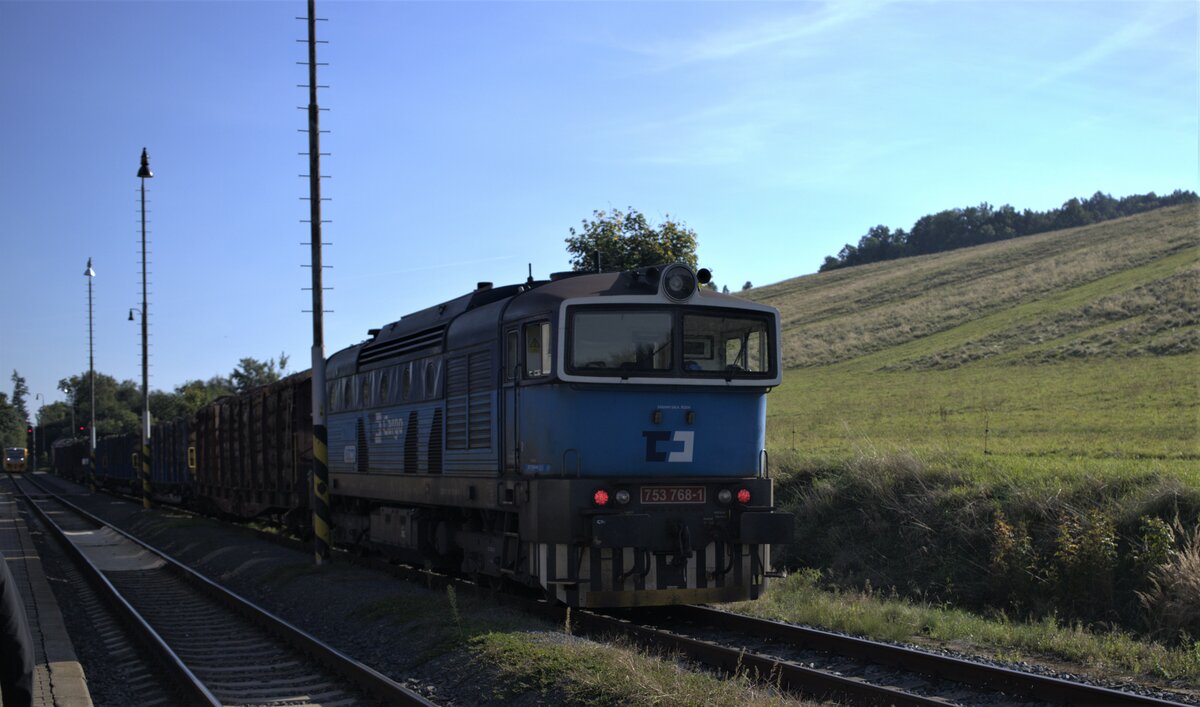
[137,148,153,509]
[85,256,96,487]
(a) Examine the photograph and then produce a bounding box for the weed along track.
[437,566,1194,705]
[608,605,1191,706]
[10,474,432,707]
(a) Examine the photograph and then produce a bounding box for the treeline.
[2,355,288,460]
[819,190,1199,272]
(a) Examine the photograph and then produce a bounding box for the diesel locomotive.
[57,263,794,607]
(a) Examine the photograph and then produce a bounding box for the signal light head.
[593,489,610,507]
[736,488,752,504]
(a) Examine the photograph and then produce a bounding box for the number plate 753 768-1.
[640,486,705,504]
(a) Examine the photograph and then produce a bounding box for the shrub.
[988,511,1040,609]
[1051,509,1119,618]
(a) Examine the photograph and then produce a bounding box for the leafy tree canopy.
[150,375,235,423]
[566,207,698,273]
[231,353,289,392]
[33,353,289,448]
[47,373,140,440]
[0,392,24,448]
[10,370,28,423]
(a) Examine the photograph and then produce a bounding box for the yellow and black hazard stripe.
[312,423,331,563]
[142,443,152,509]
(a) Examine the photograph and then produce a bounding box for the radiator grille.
[428,408,443,473]
[358,325,445,366]
[446,351,492,450]
[356,417,369,473]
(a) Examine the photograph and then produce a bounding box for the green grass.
[368,587,794,704]
[470,631,790,705]
[754,203,1199,467]
[738,205,1200,660]
[767,354,1200,463]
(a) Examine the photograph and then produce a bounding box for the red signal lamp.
[736,488,752,504]
[592,489,610,507]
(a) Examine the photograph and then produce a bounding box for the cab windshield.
[568,307,775,379]
[5,448,26,462]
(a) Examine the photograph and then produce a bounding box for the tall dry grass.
[772,450,1200,637]
[1139,523,1200,642]
[889,263,1199,370]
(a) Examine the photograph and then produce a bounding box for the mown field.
[738,203,1200,683]
[770,355,1198,468]
[750,202,1198,468]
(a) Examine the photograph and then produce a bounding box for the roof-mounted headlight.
[662,265,697,301]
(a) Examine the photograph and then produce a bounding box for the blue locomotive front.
[325,264,793,607]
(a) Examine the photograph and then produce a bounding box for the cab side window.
[524,321,551,378]
[505,331,518,381]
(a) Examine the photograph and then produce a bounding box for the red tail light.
[736,488,752,504]
[593,489,610,506]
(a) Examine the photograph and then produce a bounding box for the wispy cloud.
[1030,4,1189,89]
[638,0,892,69]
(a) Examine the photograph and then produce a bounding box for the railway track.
[331,541,1189,705]
[610,604,1190,706]
[35,473,1192,706]
[10,474,434,707]
[22,508,178,706]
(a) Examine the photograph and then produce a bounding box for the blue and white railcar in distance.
[325,263,793,607]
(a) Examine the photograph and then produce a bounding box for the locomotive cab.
[497,264,792,605]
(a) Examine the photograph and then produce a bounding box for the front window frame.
[563,302,779,383]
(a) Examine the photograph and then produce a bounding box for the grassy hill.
[750,202,1198,468]
[733,204,1199,664]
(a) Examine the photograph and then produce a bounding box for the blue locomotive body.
[514,386,767,478]
[71,264,793,607]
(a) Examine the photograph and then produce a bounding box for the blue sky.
[1,0,1196,414]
